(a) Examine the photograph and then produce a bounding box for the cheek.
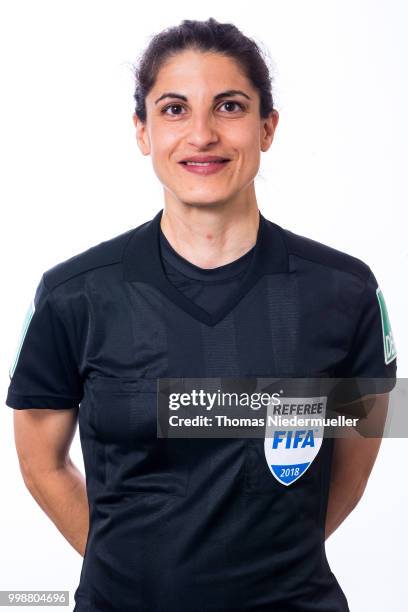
[148,120,177,155]
[228,124,260,159]
[150,132,173,159]
[243,129,261,155]
[235,136,261,176]
[149,132,179,179]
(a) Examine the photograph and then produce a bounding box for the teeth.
[185,161,225,166]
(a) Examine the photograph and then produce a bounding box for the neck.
[160,191,260,269]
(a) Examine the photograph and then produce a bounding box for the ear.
[260,109,279,153]
[133,113,150,156]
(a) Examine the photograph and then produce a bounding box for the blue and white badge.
[264,396,327,486]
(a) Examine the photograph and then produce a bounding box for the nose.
[186,112,219,148]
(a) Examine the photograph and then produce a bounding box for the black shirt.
[5,209,397,611]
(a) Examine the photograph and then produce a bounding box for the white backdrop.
[1,1,406,610]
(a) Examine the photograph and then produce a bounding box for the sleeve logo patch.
[376,287,397,365]
[9,298,35,379]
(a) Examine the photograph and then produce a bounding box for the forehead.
[148,49,252,96]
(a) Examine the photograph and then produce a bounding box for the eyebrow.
[154,89,251,105]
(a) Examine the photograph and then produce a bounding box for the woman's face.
[134,49,279,209]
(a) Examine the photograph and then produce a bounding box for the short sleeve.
[334,267,397,402]
[5,274,84,409]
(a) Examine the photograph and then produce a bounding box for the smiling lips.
[178,155,231,176]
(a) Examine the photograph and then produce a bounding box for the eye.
[160,100,245,117]
[218,101,245,113]
[161,103,186,116]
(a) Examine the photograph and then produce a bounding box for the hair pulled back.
[133,17,275,122]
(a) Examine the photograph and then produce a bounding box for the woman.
[6,17,397,612]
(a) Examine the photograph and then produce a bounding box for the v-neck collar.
[160,226,255,282]
[122,208,289,327]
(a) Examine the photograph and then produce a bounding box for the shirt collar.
[122,208,289,326]
[123,208,288,283]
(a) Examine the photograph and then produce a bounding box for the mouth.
[178,159,231,176]
[179,160,230,166]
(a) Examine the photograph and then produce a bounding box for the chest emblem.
[264,396,327,485]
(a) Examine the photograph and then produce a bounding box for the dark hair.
[132,17,275,123]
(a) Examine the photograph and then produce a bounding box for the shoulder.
[277,223,372,285]
[42,220,148,292]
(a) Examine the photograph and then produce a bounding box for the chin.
[173,190,233,207]
[181,199,231,209]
